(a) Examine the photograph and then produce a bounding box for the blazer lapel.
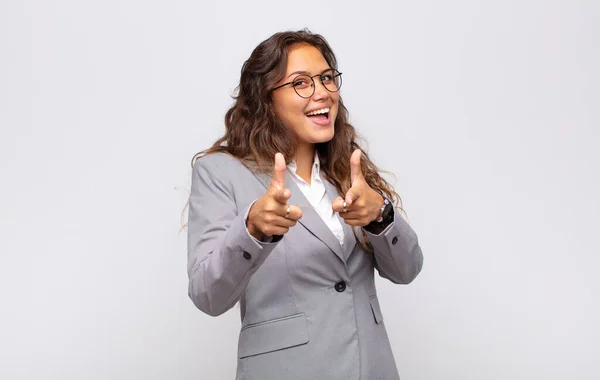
[251,169,346,263]
[323,179,357,258]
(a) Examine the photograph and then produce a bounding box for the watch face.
[381,202,394,222]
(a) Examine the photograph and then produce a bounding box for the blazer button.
[334,281,346,292]
[243,251,252,260]
[392,236,398,245]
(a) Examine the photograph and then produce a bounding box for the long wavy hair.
[190,29,403,252]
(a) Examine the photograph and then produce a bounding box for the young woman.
[187,30,423,380]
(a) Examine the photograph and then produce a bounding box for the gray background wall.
[1,0,598,379]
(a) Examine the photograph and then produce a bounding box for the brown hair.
[190,29,404,252]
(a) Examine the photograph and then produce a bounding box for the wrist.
[246,218,264,241]
[374,194,385,222]
[365,195,394,231]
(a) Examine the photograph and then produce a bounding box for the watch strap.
[376,197,390,223]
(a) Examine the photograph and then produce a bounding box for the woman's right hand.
[247,153,302,241]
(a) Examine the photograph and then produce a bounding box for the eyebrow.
[286,68,333,79]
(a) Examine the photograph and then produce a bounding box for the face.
[271,44,340,152]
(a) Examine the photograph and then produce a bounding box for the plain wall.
[1,0,598,379]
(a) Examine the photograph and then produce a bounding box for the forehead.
[285,44,330,75]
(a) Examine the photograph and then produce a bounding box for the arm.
[363,212,424,284]
[187,158,280,316]
[332,149,424,284]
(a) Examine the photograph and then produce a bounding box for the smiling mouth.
[305,107,331,125]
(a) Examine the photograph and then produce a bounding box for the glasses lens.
[292,75,314,98]
[321,69,342,92]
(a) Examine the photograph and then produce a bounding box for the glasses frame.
[271,68,343,99]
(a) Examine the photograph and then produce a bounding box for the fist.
[247,153,302,240]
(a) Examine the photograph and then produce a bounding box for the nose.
[311,77,330,101]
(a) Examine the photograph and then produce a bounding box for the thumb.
[270,152,286,189]
[350,149,365,185]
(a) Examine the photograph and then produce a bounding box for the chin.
[312,130,335,144]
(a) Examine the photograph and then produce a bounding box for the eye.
[321,69,338,83]
[292,76,311,88]
[321,74,333,83]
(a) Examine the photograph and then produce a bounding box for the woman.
[187,30,423,380]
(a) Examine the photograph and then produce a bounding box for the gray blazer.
[187,152,423,380]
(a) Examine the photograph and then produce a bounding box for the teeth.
[306,107,329,116]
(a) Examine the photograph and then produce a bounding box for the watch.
[369,196,394,227]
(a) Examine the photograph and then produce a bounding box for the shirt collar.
[287,151,321,179]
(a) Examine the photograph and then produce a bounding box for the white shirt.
[287,152,345,246]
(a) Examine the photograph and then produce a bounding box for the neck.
[293,143,315,184]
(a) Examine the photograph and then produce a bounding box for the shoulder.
[193,152,247,172]
[192,152,261,189]
[191,152,268,198]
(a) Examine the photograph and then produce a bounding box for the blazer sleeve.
[363,212,424,284]
[187,157,280,316]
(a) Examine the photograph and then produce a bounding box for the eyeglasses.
[272,68,343,98]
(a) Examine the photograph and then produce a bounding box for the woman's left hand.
[332,149,384,227]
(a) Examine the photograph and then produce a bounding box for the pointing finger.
[273,188,291,204]
[331,196,345,213]
[345,188,360,206]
